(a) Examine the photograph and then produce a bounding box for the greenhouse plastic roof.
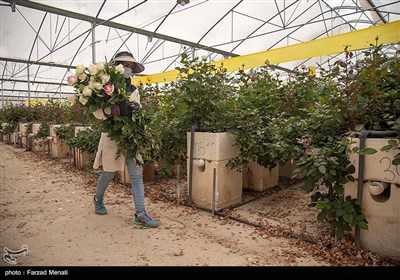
[1,0,400,104]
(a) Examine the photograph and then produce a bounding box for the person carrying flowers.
[68,51,159,228]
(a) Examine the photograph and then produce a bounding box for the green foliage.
[313,192,368,239]
[3,122,18,134]
[0,101,68,124]
[35,122,50,140]
[174,53,234,130]
[381,138,400,165]
[0,103,32,123]
[291,44,399,238]
[67,128,101,154]
[151,54,235,166]
[329,44,400,131]
[101,108,160,165]
[54,125,74,142]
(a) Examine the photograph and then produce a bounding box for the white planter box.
[73,126,92,169]
[19,123,29,136]
[187,132,242,209]
[279,159,295,178]
[18,123,30,148]
[348,137,400,185]
[31,123,46,152]
[186,132,239,161]
[242,161,279,191]
[188,159,242,210]
[345,181,400,258]
[2,123,18,144]
[49,124,70,158]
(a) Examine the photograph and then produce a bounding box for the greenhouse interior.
[0,0,399,267]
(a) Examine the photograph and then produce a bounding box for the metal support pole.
[212,168,216,215]
[1,80,3,108]
[27,63,31,106]
[177,163,181,204]
[355,131,367,248]
[91,21,96,64]
[188,126,196,206]
[47,136,53,157]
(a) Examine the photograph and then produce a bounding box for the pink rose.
[103,84,115,96]
[67,75,76,85]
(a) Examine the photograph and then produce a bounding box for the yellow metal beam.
[132,20,400,85]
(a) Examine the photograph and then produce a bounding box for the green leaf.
[317,211,327,221]
[334,185,344,194]
[358,221,368,230]
[316,201,325,209]
[380,144,392,151]
[104,107,111,115]
[346,175,355,182]
[336,209,345,217]
[354,124,364,131]
[355,214,365,221]
[343,213,353,223]
[343,223,352,232]
[335,227,344,239]
[393,158,400,165]
[318,165,326,174]
[302,180,315,193]
[338,176,348,185]
[347,164,356,174]
[362,148,377,155]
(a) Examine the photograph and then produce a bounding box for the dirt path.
[0,142,397,267]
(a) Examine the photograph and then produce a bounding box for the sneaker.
[93,196,107,215]
[134,213,159,228]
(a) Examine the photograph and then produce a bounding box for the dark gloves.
[104,101,141,118]
[104,104,120,118]
[119,100,141,116]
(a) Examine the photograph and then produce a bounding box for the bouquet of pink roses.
[67,62,130,116]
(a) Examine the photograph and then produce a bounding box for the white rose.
[67,94,76,105]
[78,72,87,81]
[96,62,105,71]
[75,64,86,75]
[100,74,110,84]
[88,80,94,90]
[115,64,124,74]
[89,64,98,75]
[93,82,103,91]
[82,86,92,97]
[79,95,89,105]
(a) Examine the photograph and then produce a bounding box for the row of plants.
[139,43,399,238]
[1,43,399,238]
[0,100,89,145]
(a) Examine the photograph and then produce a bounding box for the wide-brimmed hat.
[110,51,145,73]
